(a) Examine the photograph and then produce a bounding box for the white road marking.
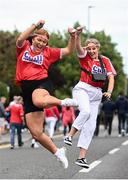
[122,140,128,146]
[79,139,128,173]
[108,148,120,154]
[79,160,102,173]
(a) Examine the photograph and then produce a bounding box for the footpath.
[0,115,119,146]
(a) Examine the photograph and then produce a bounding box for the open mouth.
[89,53,95,57]
[36,45,43,51]
[37,44,43,49]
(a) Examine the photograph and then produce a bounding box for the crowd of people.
[0,93,128,168]
[0,96,77,149]
[0,94,128,142]
[0,19,127,170]
[95,93,128,137]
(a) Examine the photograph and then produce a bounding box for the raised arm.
[16,20,45,47]
[61,28,76,56]
[76,26,86,56]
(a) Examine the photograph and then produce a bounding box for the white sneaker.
[34,142,39,148]
[56,147,68,169]
[118,134,121,137]
[61,98,78,107]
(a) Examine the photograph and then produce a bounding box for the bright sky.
[0,0,128,74]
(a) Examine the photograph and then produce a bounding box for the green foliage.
[49,28,125,99]
[0,81,9,99]
[0,25,126,100]
[0,30,20,99]
[0,31,17,83]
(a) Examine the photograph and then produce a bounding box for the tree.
[0,81,9,99]
[0,30,19,99]
[0,27,125,100]
[48,27,125,99]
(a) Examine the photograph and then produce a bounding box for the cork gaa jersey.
[78,51,116,88]
[16,40,61,83]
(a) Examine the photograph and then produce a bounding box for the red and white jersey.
[44,106,60,120]
[62,107,75,126]
[16,40,62,84]
[9,103,24,124]
[78,51,117,88]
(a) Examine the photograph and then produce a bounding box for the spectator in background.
[94,102,103,136]
[115,92,127,136]
[44,106,60,140]
[9,95,18,106]
[0,96,7,141]
[62,106,75,136]
[31,138,39,148]
[5,106,11,131]
[102,99,116,136]
[9,96,24,149]
[125,96,128,135]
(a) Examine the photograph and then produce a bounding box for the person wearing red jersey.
[9,96,24,149]
[62,106,75,136]
[44,106,60,139]
[15,19,78,169]
[64,27,116,168]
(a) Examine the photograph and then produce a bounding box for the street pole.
[124,58,128,95]
[124,75,128,95]
[87,5,94,38]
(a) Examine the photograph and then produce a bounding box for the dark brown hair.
[32,29,49,39]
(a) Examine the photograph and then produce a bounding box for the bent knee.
[32,89,49,108]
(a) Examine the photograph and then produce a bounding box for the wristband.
[32,23,43,30]
[36,23,44,30]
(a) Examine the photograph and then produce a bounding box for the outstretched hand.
[76,26,85,35]
[35,20,45,30]
[68,28,76,37]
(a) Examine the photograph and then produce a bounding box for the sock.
[54,148,60,157]
[60,100,65,106]
[32,139,35,144]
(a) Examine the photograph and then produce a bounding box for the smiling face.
[85,38,100,59]
[31,29,49,53]
[32,34,48,52]
[86,43,99,59]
